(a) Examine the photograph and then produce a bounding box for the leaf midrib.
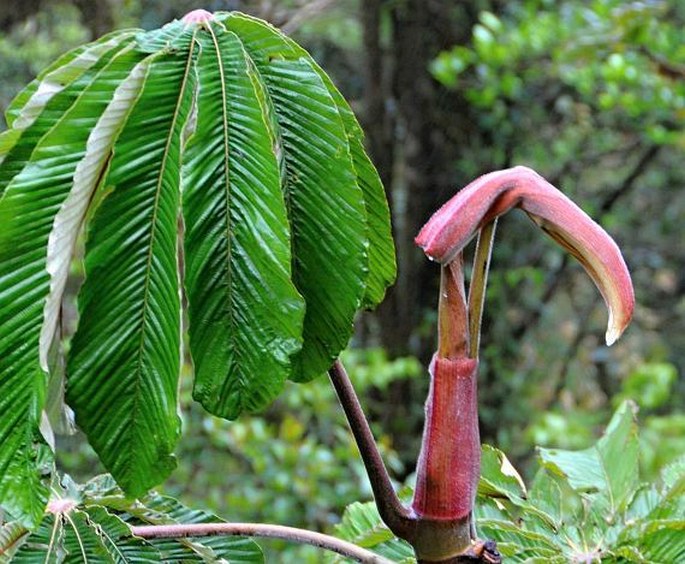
[205,25,237,408]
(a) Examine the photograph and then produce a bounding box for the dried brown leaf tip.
[416,166,634,345]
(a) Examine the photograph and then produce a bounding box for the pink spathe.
[416,166,634,345]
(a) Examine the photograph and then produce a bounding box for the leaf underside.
[0,12,395,519]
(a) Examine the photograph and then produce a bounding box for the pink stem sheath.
[412,354,480,521]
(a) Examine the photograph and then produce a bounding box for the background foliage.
[0,0,683,561]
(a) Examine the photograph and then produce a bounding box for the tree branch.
[130,522,393,564]
[328,360,413,538]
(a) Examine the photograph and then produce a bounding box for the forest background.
[0,0,683,560]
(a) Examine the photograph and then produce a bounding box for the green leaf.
[478,445,561,532]
[3,30,137,131]
[82,478,263,563]
[224,14,371,381]
[0,521,29,563]
[646,455,685,520]
[221,14,395,311]
[11,513,62,564]
[334,501,414,562]
[345,135,396,308]
[477,519,563,561]
[335,502,395,548]
[11,505,161,563]
[79,506,161,562]
[537,400,640,519]
[67,38,197,497]
[0,43,144,527]
[126,492,264,563]
[258,19,396,308]
[0,34,137,198]
[182,26,305,418]
[479,444,527,502]
[618,519,685,563]
[40,49,151,375]
[2,10,395,506]
[661,453,685,491]
[526,468,565,531]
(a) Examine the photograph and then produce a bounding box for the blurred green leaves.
[431,0,685,148]
[615,361,677,409]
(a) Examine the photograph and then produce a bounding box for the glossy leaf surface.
[67,38,197,496]
[0,12,394,522]
[182,26,304,418]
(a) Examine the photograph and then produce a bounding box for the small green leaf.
[335,502,395,548]
[478,445,560,532]
[335,501,414,562]
[538,400,640,519]
[479,444,527,501]
[477,519,563,560]
[618,519,685,563]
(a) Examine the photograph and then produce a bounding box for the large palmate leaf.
[0,10,395,522]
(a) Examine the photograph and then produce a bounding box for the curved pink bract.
[416,166,634,345]
[182,9,214,25]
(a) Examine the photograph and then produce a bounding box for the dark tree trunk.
[0,0,45,31]
[361,0,479,359]
[74,0,115,39]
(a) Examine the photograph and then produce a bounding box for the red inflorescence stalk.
[412,354,480,521]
